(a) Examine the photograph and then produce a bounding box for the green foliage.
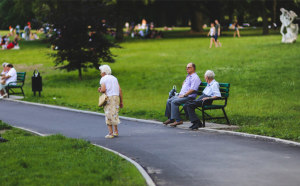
[0,125,145,185]
[48,0,116,79]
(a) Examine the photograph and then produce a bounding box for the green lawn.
[0,29,299,142]
[0,121,146,185]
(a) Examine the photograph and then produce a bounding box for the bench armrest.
[202,97,227,107]
[7,80,24,86]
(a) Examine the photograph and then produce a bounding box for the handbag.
[98,94,108,107]
[168,85,177,98]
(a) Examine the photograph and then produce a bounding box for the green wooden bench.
[197,82,230,127]
[181,82,230,127]
[6,72,26,98]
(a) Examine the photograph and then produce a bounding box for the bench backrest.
[197,82,230,98]
[17,72,26,83]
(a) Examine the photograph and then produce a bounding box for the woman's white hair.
[2,62,8,67]
[205,70,215,79]
[99,65,112,75]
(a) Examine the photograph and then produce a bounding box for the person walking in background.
[207,23,216,48]
[163,63,201,127]
[233,21,240,38]
[98,65,123,139]
[184,70,221,130]
[214,20,222,47]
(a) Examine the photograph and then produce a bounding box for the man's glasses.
[186,67,192,69]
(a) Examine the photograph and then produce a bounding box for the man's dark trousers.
[185,94,212,123]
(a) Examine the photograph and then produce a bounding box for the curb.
[93,144,155,186]
[13,125,155,186]
[5,99,300,148]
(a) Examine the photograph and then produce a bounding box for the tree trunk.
[191,10,203,32]
[78,66,82,80]
[115,3,124,41]
[273,0,277,29]
[262,1,269,35]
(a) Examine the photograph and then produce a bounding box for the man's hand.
[178,95,184,98]
[202,97,210,101]
[98,87,101,93]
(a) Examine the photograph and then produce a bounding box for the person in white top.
[185,70,221,130]
[0,64,17,98]
[98,65,123,139]
[207,22,216,48]
[1,62,8,84]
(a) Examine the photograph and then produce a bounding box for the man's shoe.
[163,119,174,125]
[191,123,200,130]
[189,123,196,129]
[170,121,183,127]
[2,93,7,98]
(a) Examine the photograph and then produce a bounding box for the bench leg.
[222,108,230,125]
[202,108,205,127]
[21,87,25,98]
[6,87,10,98]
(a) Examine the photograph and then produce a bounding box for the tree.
[48,0,116,80]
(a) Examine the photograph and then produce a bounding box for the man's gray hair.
[205,70,215,79]
[99,65,112,75]
[2,62,8,67]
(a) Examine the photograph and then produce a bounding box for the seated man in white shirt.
[185,70,221,130]
[0,64,17,98]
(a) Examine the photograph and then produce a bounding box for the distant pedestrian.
[233,21,240,38]
[98,65,123,139]
[207,22,216,48]
[214,20,222,47]
[24,25,30,41]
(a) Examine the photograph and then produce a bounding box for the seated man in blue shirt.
[185,70,221,130]
[163,63,201,127]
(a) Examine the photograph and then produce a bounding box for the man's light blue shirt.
[179,73,201,98]
[203,79,221,97]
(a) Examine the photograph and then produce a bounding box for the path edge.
[13,125,156,186]
[7,99,300,147]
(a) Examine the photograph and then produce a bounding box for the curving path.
[1,100,300,186]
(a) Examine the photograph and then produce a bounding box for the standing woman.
[98,65,123,138]
[233,21,241,38]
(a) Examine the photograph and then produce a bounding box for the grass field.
[0,121,145,185]
[0,28,299,142]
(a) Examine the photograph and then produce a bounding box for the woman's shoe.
[113,132,119,137]
[105,134,114,139]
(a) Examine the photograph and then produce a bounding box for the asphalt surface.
[1,100,300,186]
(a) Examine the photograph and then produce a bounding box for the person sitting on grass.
[184,70,221,130]
[0,64,17,98]
[163,62,201,127]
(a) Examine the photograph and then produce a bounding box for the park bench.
[181,82,230,127]
[6,72,26,98]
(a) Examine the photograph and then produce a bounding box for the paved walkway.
[1,100,300,186]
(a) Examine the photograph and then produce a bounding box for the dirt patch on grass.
[0,129,8,134]
[14,64,44,72]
